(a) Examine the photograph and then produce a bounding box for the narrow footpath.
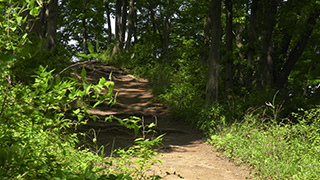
[75,62,252,180]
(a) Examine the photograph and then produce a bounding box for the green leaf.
[93,101,103,108]
[76,53,91,59]
[85,84,91,94]
[81,66,86,81]
[91,53,99,58]
[29,7,39,16]
[36,0,43,6]
[73,109,80,115]
[87,42,94,54]
[96,41,100,52]
[108,72,113,80]
[16,16,22,24]
[22,33,28,39]
[98,77,106,86]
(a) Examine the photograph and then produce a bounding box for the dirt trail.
[76,62,251,180]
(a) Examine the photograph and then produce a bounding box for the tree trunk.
[225,0,233,94]
[120,0,128,49]
[206,0,221,104]
[201,1,211,63]
[112,0,122,57]
[163,0,172,63]
[235,23,244,86]
[22,1,46,39]
[44,0,58,51]
[126,0,135,51]
[147,2,159,58]
[256,0,278,90]
[82,0,89,54]
[246,0,257,88]
[22,0,59,50]
[104,0,112,46]
[150,3,163,46]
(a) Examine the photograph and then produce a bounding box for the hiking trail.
[75,61,252,180]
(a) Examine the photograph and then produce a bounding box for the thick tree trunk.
[148,2,159,58]
[256,0,278,90]
[112,0,122,57]
[125,0,135,51]
[104,0,112,46]
[163,0,173,63]
[22,0,59,50]
[201,0,212,63]
[225,0,233,94]
[206,0,221,104]
[120,0,128,49]
[235,23,244,86]
[246,0,257,88]
[44,0,58,51]
[22,1,46,39]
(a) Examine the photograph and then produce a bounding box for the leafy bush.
[0,65,115,179]
[197,103,226,135]
[12,44,72,83]
[156,39,207,123]
[0,2,163,179]
[1,65,164,179]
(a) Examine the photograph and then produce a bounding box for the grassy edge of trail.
[204,106,320,180]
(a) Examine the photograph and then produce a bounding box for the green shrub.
[0,65,113,178]
[1,2,163,179]
[0,65,164,179]
[157,39,207,123]
[12,44,72,84]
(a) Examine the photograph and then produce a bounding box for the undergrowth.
[0,2,163,178]
[0,64,163,179]
[206,104,320,179]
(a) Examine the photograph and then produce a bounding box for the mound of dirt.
[74,61,252,180]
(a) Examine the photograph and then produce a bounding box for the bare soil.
[75,61,252,180]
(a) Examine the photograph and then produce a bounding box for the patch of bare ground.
[74,61,252,180]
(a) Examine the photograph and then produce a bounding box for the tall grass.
[207,106,320,179]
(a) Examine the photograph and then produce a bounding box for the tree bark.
[112,0,122,57]
[148,2,159,58]
[246,0,257,88]
[22,1,46,39]
[22,0,59,50]
[225,0,233,94]
[44,0,58,51]
[150,3,163,45]
[163,0,173,63]
[104,0,112,46]
[256,0,278,90]
[206,0,221,104]
[201,1,211,63]
[235,23,244,86]
[120,0,128,49]
[126,0,135,51]
[82,0,89,54]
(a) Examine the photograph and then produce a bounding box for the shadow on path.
[74,61,203,155]
[73,61,251,180]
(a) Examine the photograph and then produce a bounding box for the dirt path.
[75,62,252,180]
